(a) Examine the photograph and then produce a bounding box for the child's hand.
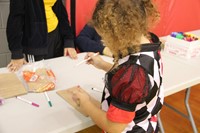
[72,86,91,114]
[84,52,104,70]
[103,47,113,57]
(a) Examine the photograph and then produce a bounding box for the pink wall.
[66,0,200,37]
[66,0,97,36]
[152,0,200,36]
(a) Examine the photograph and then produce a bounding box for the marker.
[76,53,99,66]
[16,96,39,107]
[44,91,52,107]
[91,87,102,93]
[171,32,199,42]
[0,98,4,105]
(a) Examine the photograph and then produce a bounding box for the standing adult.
[7,0,77,72]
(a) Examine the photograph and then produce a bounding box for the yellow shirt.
[44,0,58,33]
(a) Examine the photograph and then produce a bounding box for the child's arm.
[83,100,128,133]
[72,87,128,133]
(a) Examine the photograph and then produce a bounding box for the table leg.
[162,87,198,133]
[185,88,198,133]
[158,113,165,133]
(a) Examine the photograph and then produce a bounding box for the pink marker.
[0,98,4,105]
[16,96,39,107]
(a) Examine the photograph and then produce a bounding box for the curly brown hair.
[90,0,160,62]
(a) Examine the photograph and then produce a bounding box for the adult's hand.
[64,48,77,59]
[7,58,27,72]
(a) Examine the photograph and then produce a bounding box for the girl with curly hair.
[72,0,164,132]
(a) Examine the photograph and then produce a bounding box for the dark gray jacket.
[7,0,74,59]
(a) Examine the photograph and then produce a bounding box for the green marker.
[44,91,52,107]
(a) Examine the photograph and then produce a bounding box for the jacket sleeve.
[55,0,75,48]
[6,0,25,59]
[75,25,105,54]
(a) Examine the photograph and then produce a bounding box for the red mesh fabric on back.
[111,64,150,104]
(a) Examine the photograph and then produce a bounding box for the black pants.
[25,27,63,61]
